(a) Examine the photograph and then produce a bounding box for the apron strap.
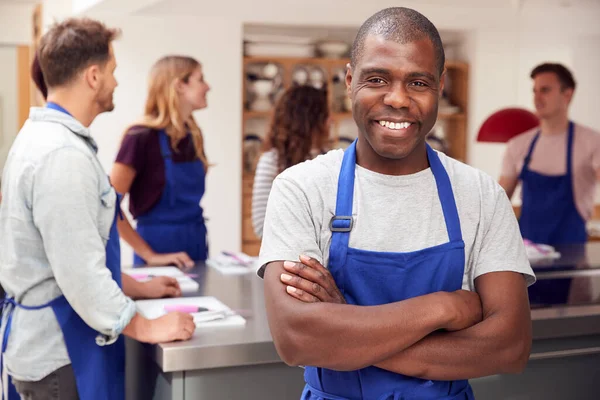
[566,121,575,176]
[329,140,357,269]
[522,122,575,176]
[427,145,463,243]
[329,141,464,265]
[523,131,541,171]
[158,130,177,207]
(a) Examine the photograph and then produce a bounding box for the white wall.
[0,4,33,45]
[468,29,600,184]
[89,15,242,263]
[0,46,18,176]
[42,0,72,30]
[570,36,600,130]
[74,2,600,259]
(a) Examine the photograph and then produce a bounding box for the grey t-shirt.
[258,148,535,290]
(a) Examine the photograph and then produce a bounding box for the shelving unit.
[241,56,469,255]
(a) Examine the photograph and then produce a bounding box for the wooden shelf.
[445,61,469,71]
[243,110,272,119]
[244,111,464,121]
[244,56,347,66]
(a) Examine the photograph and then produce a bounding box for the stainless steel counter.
[143,258,600,372]
[127,248,600,400]
[150,265,278,372]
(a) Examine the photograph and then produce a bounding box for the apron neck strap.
[158,130,173,159]
[427,145,462,243]
[524,121,575,173]
[523,132,541,169]
[328,140,357,268]
[158,130,176,207]
[329,140,463,268]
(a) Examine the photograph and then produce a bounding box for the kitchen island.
[126,244,600,399]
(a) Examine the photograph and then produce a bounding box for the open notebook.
[206,252,257,275]
[122,266,199,293]
[135,296,246,329]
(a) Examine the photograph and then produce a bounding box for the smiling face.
[346,35,444,174]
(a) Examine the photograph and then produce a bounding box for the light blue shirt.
[0,107,136,381]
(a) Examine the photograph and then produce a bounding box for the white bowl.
[252,79,274,96]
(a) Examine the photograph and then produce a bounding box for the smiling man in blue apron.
[0,18,195,400]
[259,7,536,400]
[499,63,600,245]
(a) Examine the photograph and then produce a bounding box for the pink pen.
[221,251,250,265]
[164,304,209,313]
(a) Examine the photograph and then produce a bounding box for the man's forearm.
[274,298,451,371]
[265,262,457,371]
[375,312,531,380]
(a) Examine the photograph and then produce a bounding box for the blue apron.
[518,121,586,245]
[134,129,207,266]
[1,102,125,400]
[301,140,474,400]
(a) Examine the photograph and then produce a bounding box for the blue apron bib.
[1,102,125,400]
[134,130,207,266]
[301,140,474,400]
[518,121,586,245]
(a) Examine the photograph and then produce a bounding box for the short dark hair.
[31,52,47,100]
[531,63,576,90]
[351,7,445,76]
[37,18,120,88]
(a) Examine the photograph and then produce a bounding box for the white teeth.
[378,121,412,130]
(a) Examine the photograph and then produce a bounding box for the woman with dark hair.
[252,85,330,238]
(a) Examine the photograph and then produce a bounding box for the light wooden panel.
[17,46,31,131]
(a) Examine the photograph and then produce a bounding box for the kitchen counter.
[127,246,600,400]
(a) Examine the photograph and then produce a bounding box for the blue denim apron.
[1,102,125,400]
[518,121,586,244]
[301,140,474,400]
[134,130,207,265]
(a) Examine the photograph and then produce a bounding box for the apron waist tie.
[2,296,62,400]
[304,381,472,400]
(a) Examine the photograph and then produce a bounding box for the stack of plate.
[244,33,315,58]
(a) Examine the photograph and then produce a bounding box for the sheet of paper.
[123,267,200,293]
[206,253,256,275]
[135,296,246,329]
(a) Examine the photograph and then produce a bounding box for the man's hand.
[144,312,196,343]
[146,252,195,270]
[445,290,483,331]
[280,255,346,304]
[140,276,182,299]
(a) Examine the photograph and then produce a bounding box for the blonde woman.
[111,55,210,267]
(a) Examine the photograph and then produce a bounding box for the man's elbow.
[501,332,532,374]
[271,319,315,367]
